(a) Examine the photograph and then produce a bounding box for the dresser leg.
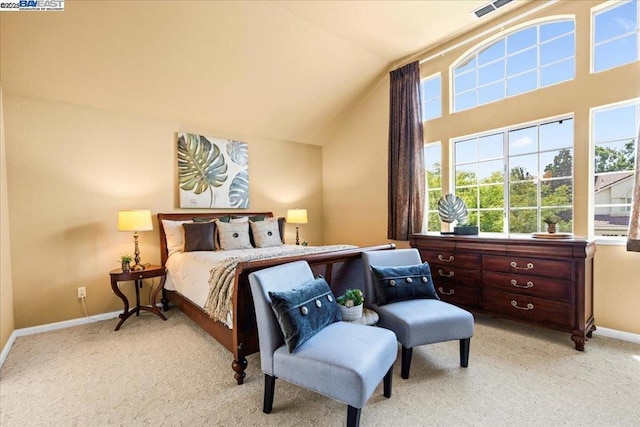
[571,333,587,351]
[586,324,596,338]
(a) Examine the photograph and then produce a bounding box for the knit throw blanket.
[203,244,357,327]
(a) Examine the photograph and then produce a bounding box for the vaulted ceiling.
[1,0,525,145]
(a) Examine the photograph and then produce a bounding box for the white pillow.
[161,219,192,257]
[250,218,283,248]
[215,219,253,250]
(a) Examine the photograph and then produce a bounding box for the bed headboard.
[157,212,286,266]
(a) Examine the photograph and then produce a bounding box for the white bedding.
[165,244,356,328]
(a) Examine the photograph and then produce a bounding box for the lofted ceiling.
[0,0,525,145]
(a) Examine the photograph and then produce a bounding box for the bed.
[158,212,395,384]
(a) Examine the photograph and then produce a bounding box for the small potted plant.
[119,255,133,272]
[337,288,364,321]
[543,214,558,234]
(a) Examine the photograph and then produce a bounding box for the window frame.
[591,0,640,74]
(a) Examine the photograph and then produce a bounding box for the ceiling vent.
[472,0,514,19]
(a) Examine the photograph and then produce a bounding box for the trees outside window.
[424,143,442,232]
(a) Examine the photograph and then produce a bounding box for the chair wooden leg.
[401,346,413,379]
[263,374,276,413]
[347,405,361,427]
[460,338,470,368]
[383,364,393,398]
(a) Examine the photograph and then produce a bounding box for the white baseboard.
[593,327,640,345]
[0,330,17,368]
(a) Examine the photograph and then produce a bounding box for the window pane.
[479,184,505,208]
[510,182,537,207]
[540,20,575,42]
[541,149,573,178]
[455,71,476,93]
[456,164,478,185]
[594,35,638,72]
[479,160,504,183]
[423,99,442,121]
[540,119,573,151]
[541,179,573,206]
[509,126,538,156]
[428,190,442,210]
[540,33,574,65]
[456,139,478,164]
[455,91,477,111]
[507,48,537,76]
[478,133,504,160]
[541,58,575,87]
[478,59,505,85]
[455,56,477,75]
[509,209,537,233]
[507,70,537,96]
[594,105,637,142]
[456,187,478,209]
[478,39,505,65]
[427,212,441,232]
[425,145,441,170]
[480,210,504,232]
[510,154,538,181]
[595,1,638,43]
[478,81,505,105]
[507,26,537,54]
[422,76,441,99]
[594,140,636,173]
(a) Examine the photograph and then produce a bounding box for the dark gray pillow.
[269,276,341,352]
[182,222,216,252]
[370,263,439,306]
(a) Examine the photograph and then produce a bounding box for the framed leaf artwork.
[177,133,249,208]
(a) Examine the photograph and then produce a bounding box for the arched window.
[452,18,575,112]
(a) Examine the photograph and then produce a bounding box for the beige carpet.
[1,310,638,426]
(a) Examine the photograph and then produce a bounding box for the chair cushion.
[370,263,439,306]
[269,276,341,352]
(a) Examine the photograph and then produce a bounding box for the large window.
[452,19,575,112]
[592,99,639,237]
[454,118,574,234]
[593,0,639,73]
[424,143,442,232]
[421,74,442,121]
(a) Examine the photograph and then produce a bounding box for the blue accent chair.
[362,249,474,379]
[249,261,397,427]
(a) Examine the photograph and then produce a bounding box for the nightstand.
[109,265,167,331]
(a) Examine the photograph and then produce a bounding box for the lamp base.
[131,263,146,271]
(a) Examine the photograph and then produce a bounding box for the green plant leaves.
[178,134,228,207]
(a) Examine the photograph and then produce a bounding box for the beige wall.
[4,94,323,328]
[1,89,16,349]
[323,0,640,334]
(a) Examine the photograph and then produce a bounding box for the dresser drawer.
[483,290,572,328]
[422,250,480,268]
[435,284,481,308]
[483,271,572,301]
[430,265,480,287]
[482,255,572,281]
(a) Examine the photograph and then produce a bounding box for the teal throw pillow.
[370,263,439,306]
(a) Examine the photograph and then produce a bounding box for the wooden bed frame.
[158,212,395,384]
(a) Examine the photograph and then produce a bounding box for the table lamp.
[286,209,308,245]
[118,209,153,271]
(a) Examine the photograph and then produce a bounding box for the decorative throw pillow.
[161,219,193,256]
[182,222,216,252]
[250,218,283,248]
[269,276,341,352]
[214,219,253,250]
[370,263,439,306]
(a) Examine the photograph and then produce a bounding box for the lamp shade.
[286,209,308,224]
[118,209,153,232]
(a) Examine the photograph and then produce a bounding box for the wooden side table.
[109,265,167,331]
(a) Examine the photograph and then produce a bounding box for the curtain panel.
[627,125,640,252]
[387,61,425,241]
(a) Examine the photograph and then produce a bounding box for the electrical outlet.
[77,286,87,299]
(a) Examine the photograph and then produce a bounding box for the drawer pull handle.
[438,287,454,295]
[437,269,454,278]
[510,261,533,270]
[438,255,454,263]
[511,300,534,310]
[510,279,534,289]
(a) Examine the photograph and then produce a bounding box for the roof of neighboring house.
[594,172,634,193]
[594,214,631,228]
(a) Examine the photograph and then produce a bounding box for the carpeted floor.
[1,309,638,426]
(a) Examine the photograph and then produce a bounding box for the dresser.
[410,234,596,350]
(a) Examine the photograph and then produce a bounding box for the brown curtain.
[388,61,425,240]
[627,125,640,252]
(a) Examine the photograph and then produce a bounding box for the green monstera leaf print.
[229,170,249,208]
[178,134,228,208]
[227,140,248,166]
